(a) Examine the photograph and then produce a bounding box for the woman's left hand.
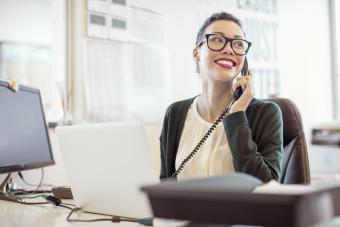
[230,70,254,113]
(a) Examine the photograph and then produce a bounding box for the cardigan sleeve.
[158,98,195,180]
[159,108,169,180]
[223,103,283,182]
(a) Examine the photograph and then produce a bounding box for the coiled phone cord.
[168,96,238,180]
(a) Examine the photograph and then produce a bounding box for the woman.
[160,12,283,183]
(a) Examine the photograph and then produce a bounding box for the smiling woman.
[159,12,284,183]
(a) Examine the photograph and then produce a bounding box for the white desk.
[4,197,340,227]
[0,200,140,227]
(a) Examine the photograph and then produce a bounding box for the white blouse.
[175,97,235,180]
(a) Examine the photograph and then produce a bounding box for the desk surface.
[0,200,141,227]
[4,197,340,227]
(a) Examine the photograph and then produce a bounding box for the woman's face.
[194,20,246,83]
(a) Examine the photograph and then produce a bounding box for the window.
[0,0,66,124]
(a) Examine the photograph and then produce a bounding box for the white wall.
[31,0,69,186]
[278,0,333,139]
[0,0,51,45]
[129,0,202,101]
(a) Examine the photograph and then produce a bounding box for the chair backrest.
[266,98,310,184]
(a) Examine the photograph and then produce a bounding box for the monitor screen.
[0,81,54,173]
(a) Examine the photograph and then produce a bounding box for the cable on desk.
[15,194,49,205]
[65,207,153,225]
[66,207,121,223]
[15,194,48,199]
[18,168,55,189]
[61,202,76,207]
[0,191,48,205]
[17,200,49,205]
[44,195,153,226]
[9,189,52,195]
[10,169,54,196]
[1,193,152,226]
[11,194,75,207]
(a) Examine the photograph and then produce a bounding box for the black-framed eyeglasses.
[197,33,252,56]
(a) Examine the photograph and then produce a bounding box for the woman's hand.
[230,70,254,113]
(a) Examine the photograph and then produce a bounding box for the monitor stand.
[0,172,18,202]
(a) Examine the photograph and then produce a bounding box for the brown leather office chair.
[266,97,310,184]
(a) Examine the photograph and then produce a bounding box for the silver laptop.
[55,121,157,218]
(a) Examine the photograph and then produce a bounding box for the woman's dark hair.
[195,12,244,47]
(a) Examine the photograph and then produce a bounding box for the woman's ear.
[193,48,200,63]
[193,48,200,73]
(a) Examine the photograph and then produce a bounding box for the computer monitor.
[0,80,54,201]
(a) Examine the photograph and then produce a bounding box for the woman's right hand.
[230,71,254,113]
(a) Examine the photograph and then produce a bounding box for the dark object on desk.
[312,126,340,146]
[48,121,59,128]
[52,187,73,199]
[46,195,62,206]
[142,176,340,227]
[266,97,310,184]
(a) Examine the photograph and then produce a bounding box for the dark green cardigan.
[159,97,283,183]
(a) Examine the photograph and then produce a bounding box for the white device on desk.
[55,121,157,218]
